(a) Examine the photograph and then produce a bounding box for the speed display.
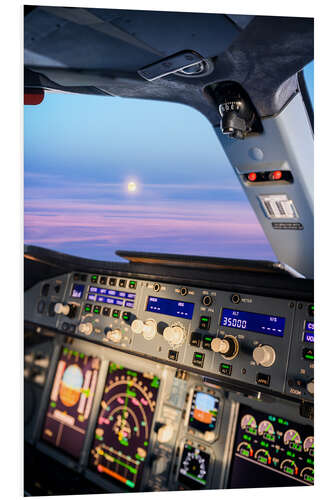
[42,347,100,458]
[221,308,285,337]
[90,362,160,490]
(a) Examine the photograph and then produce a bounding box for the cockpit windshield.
[24,94,277,261]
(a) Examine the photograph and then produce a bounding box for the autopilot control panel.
[25,271,314,403]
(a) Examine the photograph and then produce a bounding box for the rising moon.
[127,181,137,192]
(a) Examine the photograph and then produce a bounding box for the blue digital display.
[88,286,136,300]
[221,308,285,337]
[146,296,194,319]
[304,332,314,343]
[71,283,85,298]
[305,321,314,332]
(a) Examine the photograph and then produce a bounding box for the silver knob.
[131,319,144,334]
[157,424,174,443]
[78,322,93,335]
[54,303,70,315]
[142,319,157,340]
[107,329,122,343]
[253,345,276,367]
[306,380,314,395]
[211,338,230,354]
[163,325,185,348]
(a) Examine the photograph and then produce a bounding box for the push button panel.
[285,302,314,401]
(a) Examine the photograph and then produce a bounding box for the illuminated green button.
[84,304,92,312]
[112,309,120,318]
[91,275,98,283]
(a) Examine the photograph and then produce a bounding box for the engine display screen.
[188,391,220,434]
[221,308,285,337]
[89,363,160,490]
[42,347,100,458]
[71,283,85,298]
[178,443,210,489]
[146,296,194,319]
[228,404,314,488]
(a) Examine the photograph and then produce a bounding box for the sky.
[24,62,314,263]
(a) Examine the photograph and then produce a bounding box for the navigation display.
[221,308,285,337]
[189,391,220,434]
[146,296,194,319]
[42,347,100,458]
[178,443,210,489]
[89,363,160,490]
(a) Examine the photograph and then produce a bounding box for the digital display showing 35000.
[90,363,160,490]
[42,347,100,458]
[221,308,285,337]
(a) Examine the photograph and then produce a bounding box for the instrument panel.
[25,270,314,403]
[24,335,314,493]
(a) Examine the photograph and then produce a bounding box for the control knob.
[163,324,186,348]
[131,319,157,340]
[78,322,93,335]
[211,335,239,359]
[253,344,276,367]
[157,424,174,443]
[106,328,122,343]
[306,379,314,395]
[54,303,71,316]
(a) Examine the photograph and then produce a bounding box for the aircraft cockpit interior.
[23,5,314,496]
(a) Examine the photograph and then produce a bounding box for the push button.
[119,279,127,288]
[91,275,98,283]
[192,352,205,368]
[202,336,213,350]
[190,332,201,347]
[112,309,120,319]
[84,303,92,313]
[128,280,137,289]
[199,316,211,330]
[99,276,107,285]
[41,284,50,296]
[122,311,131,322]
[102,307,111,316]
[93,305,101,314]
[168,350,179,361]
[303,347,314,361]
[256,373,271,387]
[109,278,117,286]
[220,363,232,376]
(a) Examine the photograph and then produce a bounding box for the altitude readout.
[188,391,220,434]
[178,444,210,489]
[221,308,285,337]
[42,347,100,458]
[90,363,160,490]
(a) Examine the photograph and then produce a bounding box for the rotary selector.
[131,318,157,340]
[157,423,174,443]
[106,328,122,343]
[54,302,71,316]
[253,344,276,367]
[211,335,239,359]
[78,322,93,336]
[163,323,186,348]
[306,379,314,395]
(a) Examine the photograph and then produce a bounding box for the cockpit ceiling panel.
[24,7,239,72]
[24,7,313,120]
